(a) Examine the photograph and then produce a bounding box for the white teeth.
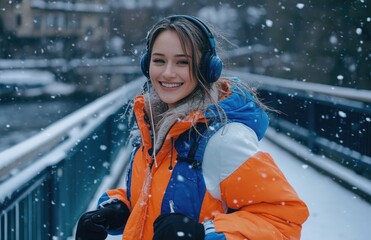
[161,82,182,88]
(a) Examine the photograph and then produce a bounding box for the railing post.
[307,100,317,153]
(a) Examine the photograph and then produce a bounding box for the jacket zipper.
[168,137,174,170]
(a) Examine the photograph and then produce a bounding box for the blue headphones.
[140,15,222,83]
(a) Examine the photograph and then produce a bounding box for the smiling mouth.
[160,82,183,88]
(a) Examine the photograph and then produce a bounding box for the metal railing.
[229,71,371,179]
[1,69,370,239]
[0,79,142,240]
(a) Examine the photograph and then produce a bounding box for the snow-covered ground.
[260,138,371,240]
[102,137,371,240]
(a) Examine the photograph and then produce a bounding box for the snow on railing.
[0,56,134,71]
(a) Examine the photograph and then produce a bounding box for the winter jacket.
[98,85,309,239]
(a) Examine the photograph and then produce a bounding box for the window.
[33,15,42,31]
[16,14,22,27]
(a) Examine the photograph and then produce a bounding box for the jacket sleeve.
[98,188,131,210]
[97,143,139,211]
[203,123,309,239]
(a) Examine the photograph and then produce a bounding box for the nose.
[163,62,176,78]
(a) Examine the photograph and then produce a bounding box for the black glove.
[75,200,130,240]
[153,213,205,240]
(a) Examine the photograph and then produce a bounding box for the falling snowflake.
[338,111,347,118]
[296,3,305,9]
[265,19,273,27]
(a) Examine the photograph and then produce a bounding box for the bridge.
[0,70,370,240]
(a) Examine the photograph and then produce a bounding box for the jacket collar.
[133,95,208,153]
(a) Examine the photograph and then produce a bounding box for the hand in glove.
[75,200,130,240]
[153,213,205,240]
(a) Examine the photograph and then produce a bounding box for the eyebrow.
[152,52,191,58]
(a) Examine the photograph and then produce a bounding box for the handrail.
[227,70,371,103]
[0,78,143,239]
[0,78,143,198]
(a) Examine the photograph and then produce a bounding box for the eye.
[152,58,165,64]
[177,59,189,65]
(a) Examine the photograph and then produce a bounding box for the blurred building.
[0,0,110,58]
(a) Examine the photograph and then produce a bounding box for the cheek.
[148,64,157,79]
[189,72,198,87]
[180,67,194,82]
[190,78,198,89]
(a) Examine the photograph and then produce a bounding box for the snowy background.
[1,1,370,239]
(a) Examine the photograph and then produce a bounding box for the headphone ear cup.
[199,51,211,82]
[140,52,150,79]
[208,55,222,83]
[200,52,222,83]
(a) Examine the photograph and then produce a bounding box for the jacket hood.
[205,88,269,140]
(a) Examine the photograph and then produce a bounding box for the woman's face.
[149,30,198,108]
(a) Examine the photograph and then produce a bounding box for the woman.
[76,15,309,240]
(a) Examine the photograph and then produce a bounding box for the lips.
[160,82,183,88]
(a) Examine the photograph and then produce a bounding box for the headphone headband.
[166,15,217,54]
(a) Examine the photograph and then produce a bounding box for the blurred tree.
[117,0,370,90]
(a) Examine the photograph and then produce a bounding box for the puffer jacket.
[98,85,309,240]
